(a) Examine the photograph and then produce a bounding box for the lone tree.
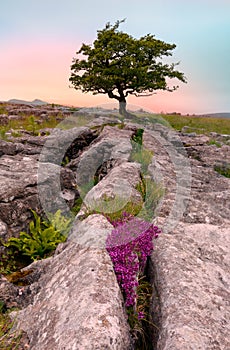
[70,20,186,116]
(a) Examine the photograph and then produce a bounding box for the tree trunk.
[119,100,135,119]
[119,100,127,117]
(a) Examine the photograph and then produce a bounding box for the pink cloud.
[0,38,201,114]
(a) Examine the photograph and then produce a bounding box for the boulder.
[142,126,230,348]
[0,139,25,156]
[79,162,143,218]
[143,127,230,228]
[150,223,230,350]
[12,215,131,350]
[0,154,77,236]
[0,113,9,125]
[74,125,133,186]
[0,219,7,239]
[0,154,39,230]
[39,126,96,165]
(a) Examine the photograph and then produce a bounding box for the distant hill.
[7,98,48,106]
[201,113,230,119]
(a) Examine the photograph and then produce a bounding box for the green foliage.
[0,129,8,140]
[142,180,164,222]
[45,210,72,236]
[0,250,17,275]
[85,195,143,223]
[208,139,222,147]
[77,179,95,199]
[4,210,70,261]
[126,275,158,349]
[71,197,83,215]
[214,164,230,178]
[163,114,230,135]
[70,19,186,115]
[27,115,37,135]
[130,145,153,174]
[0,115,61,138]
[136,177,164,222]
[130,128,154,173]
[10,131,22,138]
[131,128,144,146]
[61,155,70,166]
[0,103,8,114]
[0,309,22,350]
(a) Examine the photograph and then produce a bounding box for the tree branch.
[134,92,157,97]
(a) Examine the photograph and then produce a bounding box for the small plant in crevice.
[4,210,71,262]
[137,177,165,222]
[208,139,222,148]
[130,128,153,174]
[106,213,160,347]
[71,197,83,215]
[130,146,153,174]
[0,308,23,350]
[131,128,144,146]
[214,163,230,178]
[0,249,18,276]
[127,275,157,349]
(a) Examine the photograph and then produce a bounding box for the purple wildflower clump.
[106,213,160,308]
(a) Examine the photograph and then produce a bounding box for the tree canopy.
[69,20,186,116]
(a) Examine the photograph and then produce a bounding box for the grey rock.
[0,154,39,228]
[0,275,20,309]
[144,129,230,227]
[0,113,8,125]
[79,162,143,218]
[151,223,230,350]
[75,125,133,187]
[39,126,96,164]
[143,127,230,348]
[0,219,7,239]
[0,154,77,234]
[0,139,25,156]
[12,215,131,350]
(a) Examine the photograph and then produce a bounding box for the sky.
[0,0,229,114]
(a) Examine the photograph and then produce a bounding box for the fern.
[45,210,72,235]
[5,210,69,261]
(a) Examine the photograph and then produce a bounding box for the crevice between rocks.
[146,257,161,350]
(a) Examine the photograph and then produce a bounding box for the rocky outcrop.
[143,125,230,227]
[79,162,143,219]
[0,126,97,237]
[12,215,131,350]
[150,223,230,350]
[0,154,78,238]
[142,124,230,349]
[0,106,229,350]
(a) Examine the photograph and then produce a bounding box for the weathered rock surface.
[39,126,97,164]
[13,215,131,350]
[0,126,97,236]
[0,107,229,350]
[143,124,230,349]
[71,125,134,177]
[79,162,143,218]
[0,153,78,237]
[143,125,230,227]
[150,223,230,350]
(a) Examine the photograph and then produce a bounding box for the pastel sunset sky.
[1,0,229,114]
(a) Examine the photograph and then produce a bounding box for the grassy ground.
[161,114,230,135]
[111,110,230,135]
[1,105,230,138]
[0,115,62,139]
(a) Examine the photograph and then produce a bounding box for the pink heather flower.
[106,213,161,308]
[138,311,145,320]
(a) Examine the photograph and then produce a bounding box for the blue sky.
[0,0,229,113]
